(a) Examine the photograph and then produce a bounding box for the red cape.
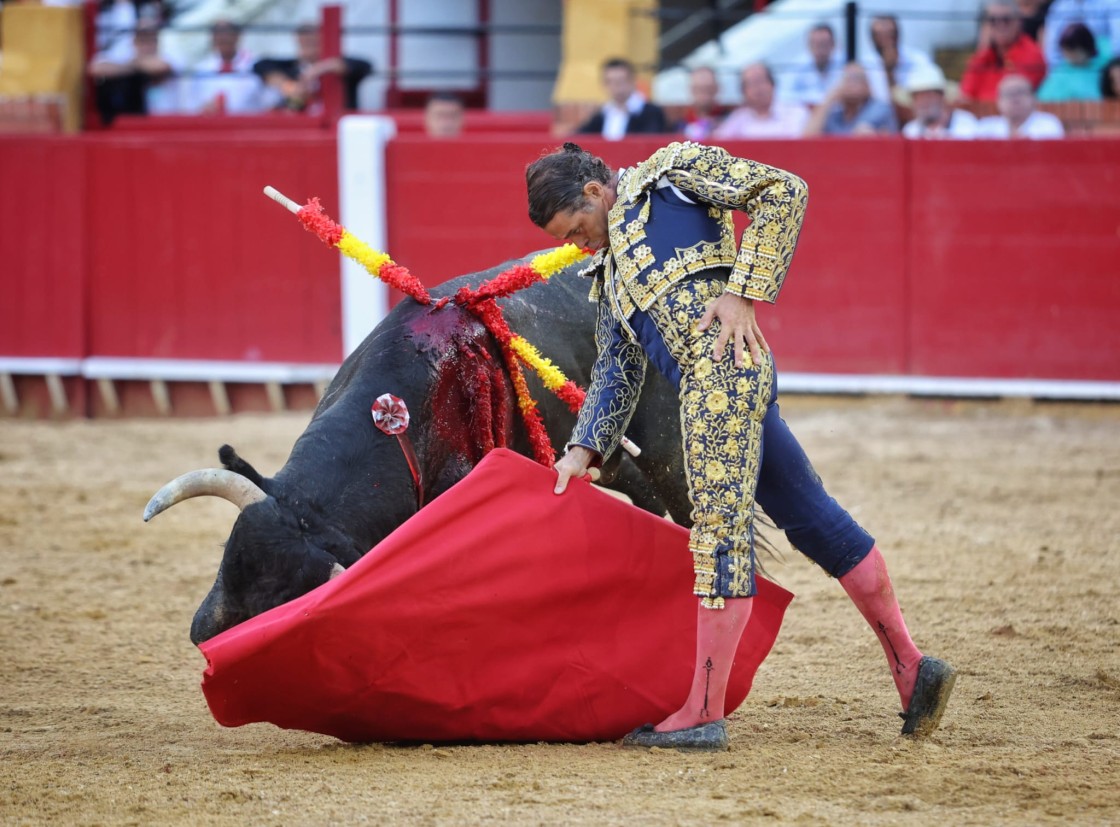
[199,448,793,743]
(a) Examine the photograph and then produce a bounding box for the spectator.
[88,16,179,123]
[1039,22,1110,99]
[424,91,465,137]
[868,14,937,100]
[961,1,1049,101]
[901,64,979,138]
[254,23,372,113]
[182,20,269,114]
[1016,0,1055,40]
[677,66,729,141]
[93,0,163,63]
[1041,0,1120,67]
[803,62,899,136]
[976,73,1066,136]
[1102,56,1120,96]
[577,57,668,139]
[780,23,845,106]
[712,63,808,139]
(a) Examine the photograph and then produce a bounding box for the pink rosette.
[371,393,410,435]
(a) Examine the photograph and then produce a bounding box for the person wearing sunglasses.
[961,0,1048,101]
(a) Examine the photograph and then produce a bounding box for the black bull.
[146,255,695,645]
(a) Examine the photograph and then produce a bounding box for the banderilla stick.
[263,186,642,459]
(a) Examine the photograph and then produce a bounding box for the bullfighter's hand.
[554,446,598,495]
[697,293,769,368]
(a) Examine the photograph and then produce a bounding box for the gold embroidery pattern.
[647,277,774,605]
[567,291,647,460]
[603,140,808,308]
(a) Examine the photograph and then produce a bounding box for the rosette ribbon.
[372,393,424,510]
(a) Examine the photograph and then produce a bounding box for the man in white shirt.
[901,64,978,139]
[183,20,270,114]
[713,63,808,139]
[868,14,937,101]
[976,74,1066,137]
[780,23,846,107]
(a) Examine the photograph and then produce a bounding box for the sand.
[2,395,1118,826]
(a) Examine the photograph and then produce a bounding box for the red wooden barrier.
[385,136,911,375]
[84,130,341,362]
[0,136,87,358]
[908,140,1120,380]
[3,131,1119,419]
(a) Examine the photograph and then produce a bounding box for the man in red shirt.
[961,0,1048,101]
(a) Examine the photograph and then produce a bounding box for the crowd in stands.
[89,0,370,123]
[85,0,1120,137]
[576,2,1120,142]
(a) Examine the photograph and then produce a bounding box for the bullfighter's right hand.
[554,446,599,495]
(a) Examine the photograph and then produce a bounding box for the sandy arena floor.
[2,395,1118,826]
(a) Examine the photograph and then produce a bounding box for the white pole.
[338,115,398,358]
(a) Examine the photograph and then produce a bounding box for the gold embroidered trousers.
[642,277,773,609]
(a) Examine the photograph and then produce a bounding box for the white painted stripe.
[0,357,83,375]
[3,357,1118,400]
[338,115,398,358]
[779,372,1120,400]
[80,358,339,384]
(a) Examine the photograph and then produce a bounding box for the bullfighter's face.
[542,179,615,253]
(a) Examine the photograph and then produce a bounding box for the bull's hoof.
[621,719,729,752]
[899,656,957,737]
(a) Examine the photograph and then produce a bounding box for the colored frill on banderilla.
[293,197,590,467]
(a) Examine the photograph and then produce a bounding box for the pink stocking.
[656,596,753,732]
[839,546,923,709]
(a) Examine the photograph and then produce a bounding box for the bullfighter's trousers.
[628,276,875,608]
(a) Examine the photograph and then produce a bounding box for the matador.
[526,141,956,750]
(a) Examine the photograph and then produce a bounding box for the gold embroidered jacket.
[568,142,808,460]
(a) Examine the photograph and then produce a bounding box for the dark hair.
[602,57,635,75]
[1102,57,1120,98]
[810,23,835,40]
[742,62,776,87]
[1058,22,1098,57]
[525,143,612,228]
[871,14,899,38]
[427,90,464,106]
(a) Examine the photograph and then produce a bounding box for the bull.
[146,256,694,645]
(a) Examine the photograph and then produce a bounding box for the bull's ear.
[219,444,268,488]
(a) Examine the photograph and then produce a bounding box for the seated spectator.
[577,57,668,139]
[780,23,845,107]
[976,73,1066,136]
[253,23,372,113]
[424,91,465,137]
[868,14,937,101]
[961,1,1048,102]
[677,66,729,141]
[712,63,808,139]
[803,63,899,136]
[901,64,979,138]
[182,20,270,114]
[88,16,179,123]
[1041,0,1120,67]
[1039,22,1110,99]
[1103,56,1120,96]
[93,0,163,63]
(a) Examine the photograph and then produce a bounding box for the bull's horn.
[144,469,268,522]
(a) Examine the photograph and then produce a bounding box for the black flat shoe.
[900,656,957,736]
[621,719,729,752]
